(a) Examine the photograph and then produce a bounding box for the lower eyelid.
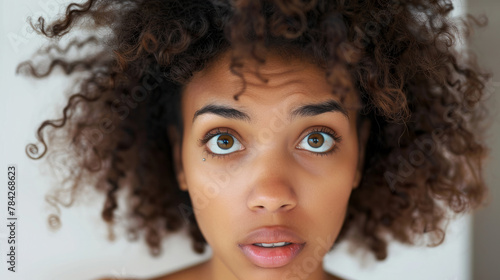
[205,149,232,159]
[311,147,339,156]
[205,133,245,155]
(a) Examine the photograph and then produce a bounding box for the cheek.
[298,182,352,253]
[300,146,359,232]
[182,143,236,228]
[184,165,240,247]
[184,163,224,212]
[306,178,352,224]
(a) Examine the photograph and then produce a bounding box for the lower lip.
[239,243,305,268]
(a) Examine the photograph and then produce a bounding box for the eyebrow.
[290,100,349,120]
[192,99,348,123]
[193,104,251,123]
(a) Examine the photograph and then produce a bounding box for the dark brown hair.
[19,0,490,260]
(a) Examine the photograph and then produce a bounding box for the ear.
[353,119,370,189]
[167,125,188,191]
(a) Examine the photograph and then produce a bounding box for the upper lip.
[239,226,306,245]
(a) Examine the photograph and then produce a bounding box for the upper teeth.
[254,242,291,248]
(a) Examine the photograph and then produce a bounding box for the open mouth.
[239,226,306,268]
[252,242,293,248]
[239,242,305,268]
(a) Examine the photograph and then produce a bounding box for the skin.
[100,49,369,280]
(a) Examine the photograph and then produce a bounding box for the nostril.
[247,186,298,212]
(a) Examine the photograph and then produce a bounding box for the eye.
[297,131,336,153]
[206,133,244,155]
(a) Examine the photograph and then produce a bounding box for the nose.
[246,148,298,213]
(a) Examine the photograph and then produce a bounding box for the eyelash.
[303,127,342,156]
[198,128,236,159]
[198,127,342,159]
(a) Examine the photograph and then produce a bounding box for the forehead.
[181,50,359,118]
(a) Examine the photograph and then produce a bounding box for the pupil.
[217,135,234,149]
[308,133,324,148]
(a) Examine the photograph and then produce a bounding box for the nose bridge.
[246,146,298,213]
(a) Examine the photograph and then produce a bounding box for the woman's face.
[173,50,367,280]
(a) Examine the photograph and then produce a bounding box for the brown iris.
[307,133,324,148]
[217,134,234,149]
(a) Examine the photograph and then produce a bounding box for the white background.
[0,1,474,280]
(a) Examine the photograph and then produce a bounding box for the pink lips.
[238,226,306,268]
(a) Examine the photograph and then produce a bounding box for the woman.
[18,0,490,279]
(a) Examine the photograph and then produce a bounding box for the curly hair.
[18,0,490,260]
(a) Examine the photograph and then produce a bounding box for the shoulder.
[326,270,348,280]
[97,262,344,280]
[97,261,209,280]
[149,261,209,280]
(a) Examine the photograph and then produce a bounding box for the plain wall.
[467,0,500,279]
